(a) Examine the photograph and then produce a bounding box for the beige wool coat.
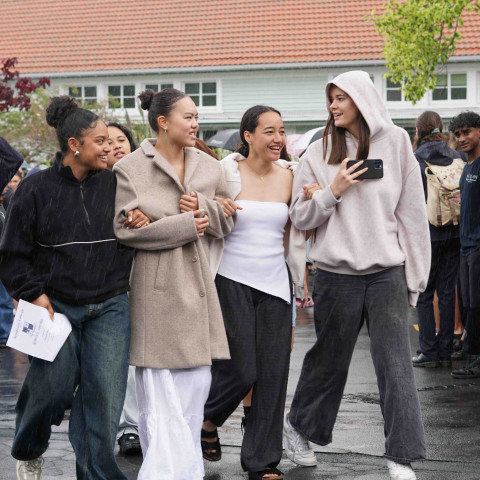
[113,139,233,369]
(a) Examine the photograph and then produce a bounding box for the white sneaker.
[387,460,416,480]
[16,457,44,480]
[282,412,317,467]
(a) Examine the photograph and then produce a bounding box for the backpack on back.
[425,158,465,227]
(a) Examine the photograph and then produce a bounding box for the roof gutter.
[28,59,388,78]
[27,55,480,79]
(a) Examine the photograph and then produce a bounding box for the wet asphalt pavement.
[0,303,479,479]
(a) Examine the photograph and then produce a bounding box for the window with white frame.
[145,83,174,92]
[108,85,136,108]
[432,73,467,101]
[184,82,217,107]
[386,77,404,102]
[68,86,97,105]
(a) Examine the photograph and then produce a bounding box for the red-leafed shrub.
[0,58,50,112]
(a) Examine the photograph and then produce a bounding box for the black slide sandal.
[201,428,222,461]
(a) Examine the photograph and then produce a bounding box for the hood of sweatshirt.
[288,70,431,305]
[326,70,394,142]
[414,141,463,166]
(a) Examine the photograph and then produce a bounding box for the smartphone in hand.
[347,159,383,179]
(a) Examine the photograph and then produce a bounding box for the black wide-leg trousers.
[204,274,292,472]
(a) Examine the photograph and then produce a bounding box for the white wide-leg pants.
[135,365,212,480]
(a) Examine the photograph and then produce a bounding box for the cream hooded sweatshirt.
[289,71,430,306]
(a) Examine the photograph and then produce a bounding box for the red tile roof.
[1,0,479,74]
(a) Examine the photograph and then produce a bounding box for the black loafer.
[412,353,440,367]
[118,433,142,455]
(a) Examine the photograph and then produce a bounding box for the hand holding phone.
[346,159,383,180]
[330,158,369,199]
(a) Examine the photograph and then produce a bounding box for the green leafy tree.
[370,0,480,104]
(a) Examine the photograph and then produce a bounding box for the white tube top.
[217,200,291,303]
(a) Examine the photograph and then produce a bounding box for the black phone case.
[347,159,383,179]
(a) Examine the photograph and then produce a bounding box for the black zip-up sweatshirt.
[0,153,134,305]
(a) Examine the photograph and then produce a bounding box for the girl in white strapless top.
[202,106,294,480]
[217,200,291,303]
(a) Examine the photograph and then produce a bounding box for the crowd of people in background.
[410,109,480,383]
[0,69,479,480]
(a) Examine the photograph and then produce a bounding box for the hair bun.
[46,96,78,128]
[138,89,155,111]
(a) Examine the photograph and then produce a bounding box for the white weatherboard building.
[49,61,479,139]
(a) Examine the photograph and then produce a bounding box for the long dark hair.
[46,96,99,153]
[236,105,282,157]
[412,111,446,151]
[322,87,370,165]
[138,88,187,133]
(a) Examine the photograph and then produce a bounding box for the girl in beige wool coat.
[113,88,233,480]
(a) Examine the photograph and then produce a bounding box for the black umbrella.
[298,127,326,157]
[206,129,241,151]
[308,126,326,145]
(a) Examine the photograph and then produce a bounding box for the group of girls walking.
[0,70,429,480]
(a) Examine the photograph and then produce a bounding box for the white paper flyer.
[7,299,72,362]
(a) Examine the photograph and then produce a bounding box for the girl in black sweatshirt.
[0,96,146,480]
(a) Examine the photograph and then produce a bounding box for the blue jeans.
[416,238,460,360]
[11,294,130,480]
[0,280,14,343]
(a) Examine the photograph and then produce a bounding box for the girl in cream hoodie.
[282,71,430,480]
